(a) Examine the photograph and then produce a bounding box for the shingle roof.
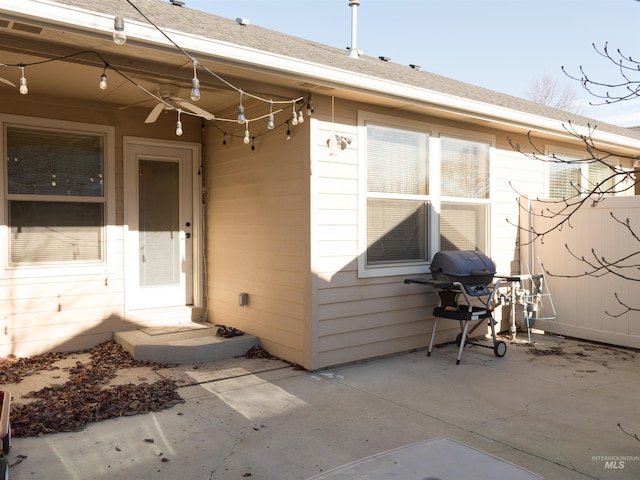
[35,0,640,140]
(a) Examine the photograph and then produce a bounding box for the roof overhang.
[2,0,640,152]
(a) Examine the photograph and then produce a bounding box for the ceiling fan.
[0,77,16,88]
[124,83,215,123]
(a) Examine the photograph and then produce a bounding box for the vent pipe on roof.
[348,0,360,58]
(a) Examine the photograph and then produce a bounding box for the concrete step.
[114,324,259,364]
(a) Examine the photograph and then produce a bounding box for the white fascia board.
[6,1,640,151]
[0,0,112,33]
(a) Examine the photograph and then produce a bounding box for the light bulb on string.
[290,102,298,126]
[237,90,245,123]
[243,121,250,144]
[113,0,126,45]
[251,137,255,152]
[286,120,291,141]
[99,69,108,90]
[113,14,126,45]
[297,110,305,124]
[306,100,314,116]
[267,101,275,130]
[190,59,200,101]
[222,133,227,146]
[176,109,183,136]
[19,66,28,95]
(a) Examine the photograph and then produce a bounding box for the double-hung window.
[546,149,620,198]
[4,122,110,267]
[359,113,492,277]
[365,124,430,267]
[440,136,490,252]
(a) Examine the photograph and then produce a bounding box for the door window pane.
[138,160,180,287]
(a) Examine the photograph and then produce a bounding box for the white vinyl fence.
[520,196,640,349]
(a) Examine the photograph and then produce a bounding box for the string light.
[243,120,250,144]
[251,137,255,151]
[267,101,275,130]
[99,68,108,90]
[237,90,245,123]
[7,50,312,140]
[122,0,311,125]
[19,66,28,95]
[175,109,183,136]
[5,0,317,139]
[113,0,126,45]
[190,59,200,101]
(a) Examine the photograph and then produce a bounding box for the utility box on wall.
[238,292,248,307]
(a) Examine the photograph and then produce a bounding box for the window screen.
[440,136,490,252]
[366,124,430,266]
[441,137,490,199]
[588,162,615,195]
[548,161,581,198]
[6,126,106,265]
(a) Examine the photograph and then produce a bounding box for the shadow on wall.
[1,309,138,359]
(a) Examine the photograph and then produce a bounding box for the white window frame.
[357,111,494,278]
[1,114,116,278]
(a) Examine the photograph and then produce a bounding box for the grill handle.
[404,278,456,289]
[469,269,492,276]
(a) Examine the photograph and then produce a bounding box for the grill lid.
[430,250,495,285]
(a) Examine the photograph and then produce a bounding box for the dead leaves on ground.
[0,351,70,385]
[3,341,183,437]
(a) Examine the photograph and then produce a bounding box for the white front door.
[124,138,199,310]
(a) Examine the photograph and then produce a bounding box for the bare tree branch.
[563,41,640,105]
[528,73,584,113]
[509,122,640,316]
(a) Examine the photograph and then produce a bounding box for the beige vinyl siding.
[205,119,312,368]
[490,145,546,275]
[311,99,442,369]
[0,99,202,357]
[309,103,566,369]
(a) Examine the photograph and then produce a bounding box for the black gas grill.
[405,250,507,364]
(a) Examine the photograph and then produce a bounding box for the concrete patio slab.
[4,334,639,479]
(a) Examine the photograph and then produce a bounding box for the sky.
[180,0,640,127]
